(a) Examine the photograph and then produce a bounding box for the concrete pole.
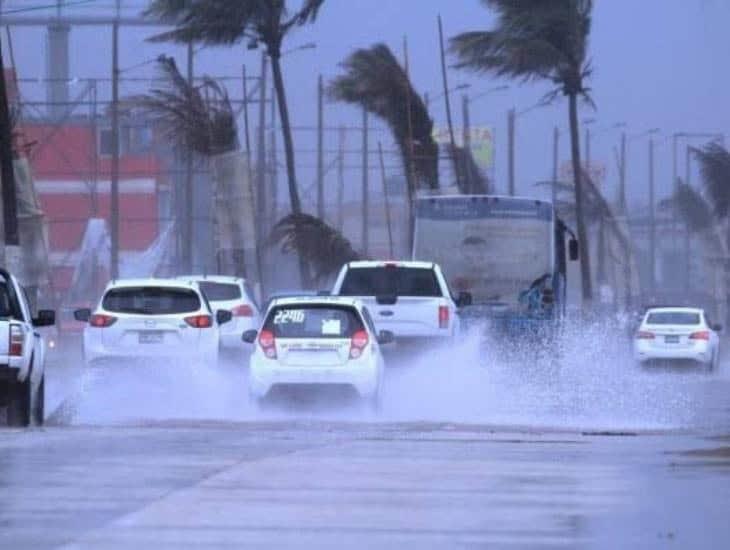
[337,126,345,232]
[109,18,120,278]
[649,137,656,288]
[269,82,277,225]
[552,126,559,206]
[438,14,460,189]
[619,131,626,213]
[362,109,369,255]
[378,141,394,258]
[316,74,324,219]
[507,108,515,196]
[461,94,471,193]
[184,41,194,272]
[256,52,267,233]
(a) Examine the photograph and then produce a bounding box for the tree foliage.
[268,213,362,282]
[126,56,237,156]
[691,142,730,220]
[328,43,439,192]
[145,0,325,56]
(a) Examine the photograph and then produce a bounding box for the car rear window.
[339,267,441,297]
[646,311,701,325]
[264,305,364,339]
[198,282,241,301]
[103,287,201,315]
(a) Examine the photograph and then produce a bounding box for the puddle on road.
[47,320,730,432]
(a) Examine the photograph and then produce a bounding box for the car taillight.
[184,315,213,328]
[90,314,117,328]
[690,330,710,341]
[439,305,449,329]
[350,329,369,359]
[9,325,23,356]
[232,304,254,317]
[635,331,655,339]
[258,329,277,359]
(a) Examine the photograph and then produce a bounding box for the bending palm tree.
[328,43,439,195]
[450,0,595,303]
[145,0,325,215]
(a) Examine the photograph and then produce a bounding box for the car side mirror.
[377,330,395,345]
[456,291,472,308]
[712,323,723,332]
[242,329,258,344]
[33,309,56,327]
[216,310,233,325]
[73,308,91,322]
[569,238,579,261]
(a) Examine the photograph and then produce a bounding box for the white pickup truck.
[0,268,55,427]
[331,261,471,344]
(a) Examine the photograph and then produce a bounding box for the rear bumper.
[634,341,712,363]
[84,341,219,366]
[249,358,379,398]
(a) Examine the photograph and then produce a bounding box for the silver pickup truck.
[0,268,55,427]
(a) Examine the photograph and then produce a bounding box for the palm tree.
[127,56,237,156]
[450,0,595,303]
[328,43,439,197]
[268,212,362,283]
[145,0,325,216]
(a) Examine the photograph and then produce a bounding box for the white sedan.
[76,278,232,367]
[244,297,391,407]
[634,307,721,370]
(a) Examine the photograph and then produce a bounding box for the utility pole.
[361,109,369,255]
[316,74,324,220]
[437,14,460,189]
[336,126,345,232]
[378,141,394,258]
[109,16,120,278]
[269,82,277,225]
[507,108,515,196]
[461,94,471,193]
[0,27,18,254]
[552,126,559,206]
[241,64,253,195]
[256,52,267,234]
[585,126,591,169]
[685,144,691,291]
[618,131,626,213]
[183,41,194,272]
[648,135,656,288]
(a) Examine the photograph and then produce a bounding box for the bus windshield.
[413,196,554,306]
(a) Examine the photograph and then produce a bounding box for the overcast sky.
[3,0,729,211]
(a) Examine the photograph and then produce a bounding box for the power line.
[0,0,98,16]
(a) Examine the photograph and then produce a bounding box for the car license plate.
[665,335,680,344]
[139,331,163,344]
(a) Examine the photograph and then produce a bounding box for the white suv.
[178,275,261,350]
[331,261,470,343]
[76,278,232,367]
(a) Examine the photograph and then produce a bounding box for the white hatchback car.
[76,279,232,367]
[244,297,391,406]
[634,307,721,370]
[178,275,261,349]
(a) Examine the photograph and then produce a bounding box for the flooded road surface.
[3,329,730,549]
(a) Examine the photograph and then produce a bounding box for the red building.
[20,119,165,294]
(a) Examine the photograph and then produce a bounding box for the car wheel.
[7,376,31,427]
[33,376,45,426]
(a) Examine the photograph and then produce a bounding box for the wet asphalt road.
[2,335,730,549]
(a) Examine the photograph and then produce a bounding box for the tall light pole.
[507,101,542,197]
[437,14,460,189]
[647,128,660,289]
[110,15,120,278]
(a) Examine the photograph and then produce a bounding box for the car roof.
[176,275,244,284]
[346,260,436,269]
[105,278,201,291]
[645,307,703,314]
[270,296,362,309]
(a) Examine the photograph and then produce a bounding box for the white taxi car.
[244,297,391,407]
[634,307,721,370]
[76,278,232,367]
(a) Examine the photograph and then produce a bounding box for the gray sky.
[4,0,730,211]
